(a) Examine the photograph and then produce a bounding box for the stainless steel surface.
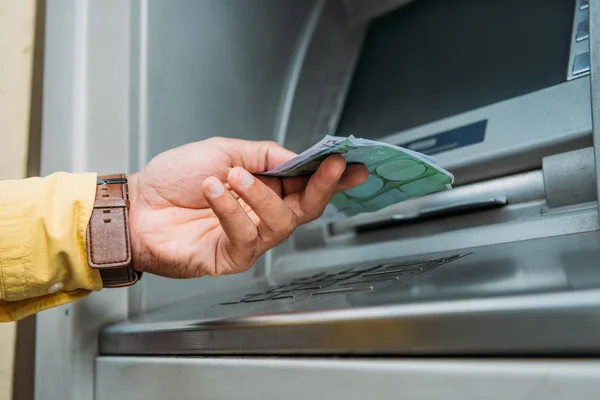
[96,357,600,400]
[591,0,600,224]
[220,254,467,306]
[543,147,597,208]
[416,197,508,218]
[280,0,366,154]
[37,2,132,400]
[568,0,591,80]
[286,212,599,285]
[138,0,315,163]
[101,231,600,355]
[272,0,326,146]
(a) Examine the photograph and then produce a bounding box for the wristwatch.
[86,174,142,288]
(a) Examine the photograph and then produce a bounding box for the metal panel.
[100,231,600,356]
[141,0,315,161]
[96,357,600,400]
[590,0,600,222]
[101,289,600,356]
[281,206,598,275]
[39,0,78,175]
[36,2,131,400]
[543,147,597,208]
[280,0,366,154]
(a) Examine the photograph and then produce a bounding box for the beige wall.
[0,0,38,399]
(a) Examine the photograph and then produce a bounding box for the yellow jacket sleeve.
[0,172,103,322]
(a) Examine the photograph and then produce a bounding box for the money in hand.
[260,135,454,217]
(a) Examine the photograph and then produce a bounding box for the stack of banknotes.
[260,135,454,218]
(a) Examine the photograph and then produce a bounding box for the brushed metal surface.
[282,206,599,277]
[96,357,600,400]
[590,0,600,222]
[101,231,600,355]
[37,2,132,400]
[543,147,597,208]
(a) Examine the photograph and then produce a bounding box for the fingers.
[259,162,369,198]
[257,175,309,198]
[209,137,298,173]
[258,141,298,171]
[202,156,369,274]
[288,154,347,224]
[228,167,298,246]
[337,163,369,191]
[201,176,258,270]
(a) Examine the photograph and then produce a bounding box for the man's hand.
[127,137,368,278]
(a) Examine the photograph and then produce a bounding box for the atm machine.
[37,0,600,399]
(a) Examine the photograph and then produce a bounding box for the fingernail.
[238,168,254,188]
[206,177,224,197]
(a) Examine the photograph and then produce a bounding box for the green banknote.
[261,135,454,217]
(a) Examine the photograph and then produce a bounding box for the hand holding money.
[260,135,454,217]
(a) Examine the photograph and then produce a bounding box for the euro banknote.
[260,135,454,217]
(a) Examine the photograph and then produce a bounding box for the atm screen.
[336,0,576,142]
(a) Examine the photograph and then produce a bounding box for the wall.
[0,0,38,399]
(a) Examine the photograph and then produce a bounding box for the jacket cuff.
[0,172,103,304]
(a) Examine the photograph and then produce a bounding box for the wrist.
[87,174,141,287]
[126,172,144,273]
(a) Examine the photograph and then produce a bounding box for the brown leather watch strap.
[86,174,141,288]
